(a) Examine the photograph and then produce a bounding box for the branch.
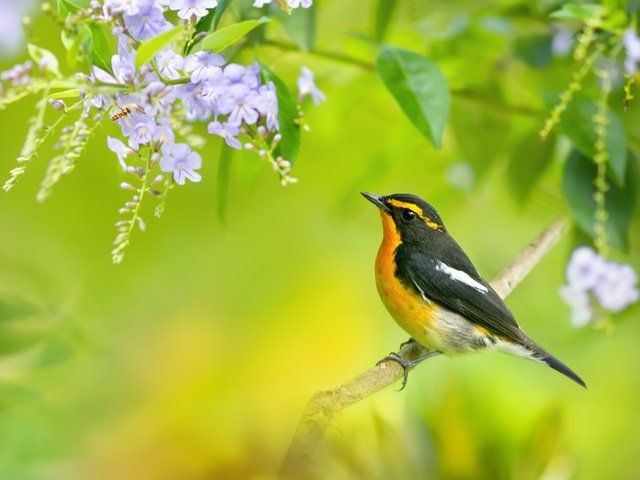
[279,218,569,479]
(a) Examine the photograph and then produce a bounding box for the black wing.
[396,245,527,346]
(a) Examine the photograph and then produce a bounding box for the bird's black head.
[361,192,447,243]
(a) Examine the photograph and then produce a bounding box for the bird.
[361,192,586,388]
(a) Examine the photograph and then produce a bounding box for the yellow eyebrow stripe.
[386,199,442,231]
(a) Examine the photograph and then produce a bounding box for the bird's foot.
[377,350,441,390]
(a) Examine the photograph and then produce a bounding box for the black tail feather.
[542,353,587,388]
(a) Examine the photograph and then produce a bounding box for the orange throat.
[374,211,436,344]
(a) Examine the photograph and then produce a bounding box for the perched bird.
[362,192,586,388]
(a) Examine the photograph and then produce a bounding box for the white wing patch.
[435,261,489,293]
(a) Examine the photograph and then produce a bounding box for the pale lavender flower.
[208,120,242,149]
[124,3,172,40]
[254,82,279,131]
[566,246,607,291]
[594,263,639,312]
[253,0,271,6]
[105,0,144,15]
[559,285,592,327]
[184,51,225,83]
[551,26,573,57]
[218,84,260,126]
[297,67,325,105]
[223,63,260,89]
[0,61,32,86]
[560,246,639,327]
[179,83,213,120]
[160,143,202,185]
[168,0,218,20]
[156,48,184,80]
[0,0,35,53]
[107,136,132,171]
[128,116,157,150]
[623,28,640,76]
[287,0,312,8]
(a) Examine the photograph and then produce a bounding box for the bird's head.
[361,192,446,243]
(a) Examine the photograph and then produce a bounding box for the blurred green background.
[1,1,640,479]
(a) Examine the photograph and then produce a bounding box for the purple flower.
[184,51,225,83]
[105,0,144,16]
[218,84,259,126]
[0,0,34,53]
[287,0,312,8]
[107,136,132,171]
[208,120,242,149]
[156,48,184,80]
[254,82,279,131]
[297,67,325,105]
[124,3,172,40]
[168,0,218,20]
[594,263,639,312]
[223,63,260,90]
[160,143,202,185]
[558,285,592,327]
[551,26,573,58]
[624,28,640,75]
[566,246,606,291]
[128,116,157,150]
[560,246,640,326]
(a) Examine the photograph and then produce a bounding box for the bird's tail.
[498,335,586,388]
[539,352,586,388]
[524,339,587,388]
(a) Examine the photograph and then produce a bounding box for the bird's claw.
[377,349,442,391]
[377,352,413,390]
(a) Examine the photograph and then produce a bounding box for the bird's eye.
[401,209,416,222]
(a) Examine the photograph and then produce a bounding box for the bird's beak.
[361,192,390,212]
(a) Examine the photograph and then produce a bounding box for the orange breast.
[375,211,436,346]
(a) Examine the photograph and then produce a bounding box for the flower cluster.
[559,247,639,327]
[1,0,323,263]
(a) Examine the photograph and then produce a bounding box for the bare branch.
[279,219,568,478]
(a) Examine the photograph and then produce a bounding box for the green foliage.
[136,26,185,69]
[200,17,269,52]
[275,3,316,51]
[262,65,301,164]
[562,150,636,251]
[376,46,450,150]
[87,23,113,75]
[373,0,399,43]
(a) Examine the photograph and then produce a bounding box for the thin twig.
[279,218,568,478]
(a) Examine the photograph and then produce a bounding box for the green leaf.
[276,5,316,51]
[373,0,399,42]
[450,95,510,177]
[376,46,450,149]
[201,18,269,52]
[550,3,606,22]
[48,89,82,100]
[557,98,627,187]
[27,44,62,79]
[57,0,82,14]
[506,132,556,201]
[213,0,234,30]
[136,26,184,69]
[87,23,113,74]
[261,65,301,164]
[562,149,636,251]
[513,35,552,68]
